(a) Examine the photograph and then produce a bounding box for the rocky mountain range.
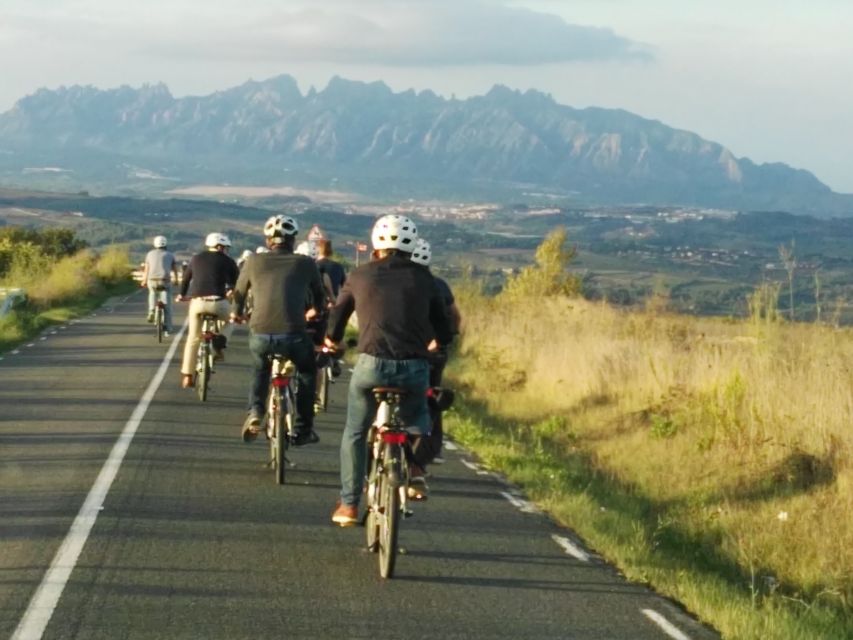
[0,74,850,216]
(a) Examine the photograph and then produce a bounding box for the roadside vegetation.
[0,227,134,351]
[446,228,852,639]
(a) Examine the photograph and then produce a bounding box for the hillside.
[1,75,851,216]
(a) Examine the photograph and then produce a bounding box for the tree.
[501,227,580,298]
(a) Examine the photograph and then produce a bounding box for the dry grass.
[449,290,853,636]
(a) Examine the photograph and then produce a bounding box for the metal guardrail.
[0,287,26,317]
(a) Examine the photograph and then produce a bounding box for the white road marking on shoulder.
[26,343,35,347]
[551,534,590,562]
[460,459,482,472]
[11,350,20,355]
[11,324,187,640]
[49,331,57,335]
[443,441,459,451]
[40,337,47,341]
[641,609,691,640]
[500,491,539,514]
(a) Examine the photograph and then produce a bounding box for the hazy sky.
[2,0,852,192]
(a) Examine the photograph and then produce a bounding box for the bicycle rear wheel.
[365,452,381,553]
[274,388,287,485]
[317,365,329,412]
[378,444,401,579]
[155,307,164,343]
[197,344,210,402]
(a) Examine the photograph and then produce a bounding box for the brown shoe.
[181,374,195,389]
[331,501,358,527]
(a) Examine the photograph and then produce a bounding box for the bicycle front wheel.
[378,444,402,579]
[155,307,164,343]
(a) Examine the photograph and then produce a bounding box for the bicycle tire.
[197,344,210,402]
[317,365,329,412]
[275,387,286,485]
[365,450,381,553]
[154,305,163,343]
[378,443,401,579]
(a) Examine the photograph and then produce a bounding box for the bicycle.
[266,354,298,485]
[195,313,220,402]
[364,387,416,579]
[149,281,169,342]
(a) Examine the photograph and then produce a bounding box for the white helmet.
[411,239,431,266]
[205,232,231,248]
[295,240,318,258]
[263,214,299,242]
[255,246,270,254]
[371,214,418,252]
[153,235,167,248]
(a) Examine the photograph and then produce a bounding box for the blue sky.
[2,0,851,192]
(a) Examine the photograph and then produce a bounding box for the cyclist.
[231,215,327,445]
[141,235,178,335]
[324,215,453,526]
[315,239,346,300]
[176,233,239,389]
[409,238,461,480]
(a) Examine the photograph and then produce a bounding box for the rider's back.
[329,254,452,360]
[237,251,323,334]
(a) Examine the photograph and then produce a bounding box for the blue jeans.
[248,332,316,432]
[339,354,429,507]
[147,282,173,331]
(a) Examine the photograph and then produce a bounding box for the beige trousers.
[181,297,230,375]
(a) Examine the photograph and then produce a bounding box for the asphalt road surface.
[0,292,719,640]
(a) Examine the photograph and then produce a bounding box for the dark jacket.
[327,254,453,360]
[233,248,325,334]
[180,250,239,298]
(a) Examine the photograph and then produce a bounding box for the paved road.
[0,292,718,639]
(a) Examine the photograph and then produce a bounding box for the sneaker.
[180,374,194,389]
[432,456,445,465]
[241,411,262,442]
[331,501,358,527]
[146,312,154,323]
[407,483,429,501]
[163,331,171,338]
[292,430,320,447]
[331,360,342,378]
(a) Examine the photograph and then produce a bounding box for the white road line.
[551,534,590,562]
[11,350,20,355]
[460,459,480,472]
[444,441,459,451]
[499,491,539,514]
[641,609,691,640]
[26,343,35,348]
[39,337,47,341]
[11,324,186,640]
[49,331,57,335]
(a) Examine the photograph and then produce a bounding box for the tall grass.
[0,245,134,350]
[447,275,852,637]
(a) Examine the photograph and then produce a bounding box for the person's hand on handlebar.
[427,339,440,352]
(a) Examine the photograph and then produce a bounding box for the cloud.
[2,0,653,67]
